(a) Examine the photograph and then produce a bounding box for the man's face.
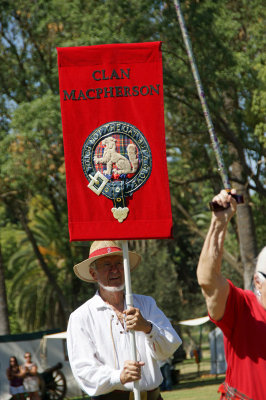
[90,255,124,288]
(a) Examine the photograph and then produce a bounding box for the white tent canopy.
[43,332,67,339]
[178,316,210,326]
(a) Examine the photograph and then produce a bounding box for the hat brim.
[73,250,141,283]
[255,246,266,275]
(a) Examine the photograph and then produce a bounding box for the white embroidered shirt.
[67,292,181,396]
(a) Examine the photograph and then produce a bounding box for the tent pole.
[122,240,141,400]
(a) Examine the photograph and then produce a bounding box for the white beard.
[98,282,125,292]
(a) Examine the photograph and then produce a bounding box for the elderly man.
[197,190,266,400]
[67,240,181,400]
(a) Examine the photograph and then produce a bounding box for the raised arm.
[197,190,237,321]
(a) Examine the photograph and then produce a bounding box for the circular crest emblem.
[81,121,152,222]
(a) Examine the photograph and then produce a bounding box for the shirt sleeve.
[140,296,182,361]
[67,311,125,396]
[209,280,244,338]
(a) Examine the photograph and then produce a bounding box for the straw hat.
[74,240,142,283]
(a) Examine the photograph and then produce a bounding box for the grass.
[161,376,224,399]
[160,348,225,400]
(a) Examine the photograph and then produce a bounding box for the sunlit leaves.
[0,0,265,332]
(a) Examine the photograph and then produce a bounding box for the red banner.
[57,42,172,241]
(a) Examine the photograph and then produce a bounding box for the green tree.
[0,0,265,332]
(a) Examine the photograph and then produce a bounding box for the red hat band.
[89,247,122,259]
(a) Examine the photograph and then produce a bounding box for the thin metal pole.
[122,240,141,400]
[173,0,231,190]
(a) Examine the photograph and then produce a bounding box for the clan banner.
[57,42,173,241]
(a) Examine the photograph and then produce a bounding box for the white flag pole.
[122,240,141,400]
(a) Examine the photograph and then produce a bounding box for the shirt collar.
[89,290,126,310]
[89,291,109,310]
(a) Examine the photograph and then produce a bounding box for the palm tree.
[7,205,71,331]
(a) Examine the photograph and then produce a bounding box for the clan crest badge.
[81,121,152,222]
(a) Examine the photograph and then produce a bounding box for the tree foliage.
[0,0,265,333]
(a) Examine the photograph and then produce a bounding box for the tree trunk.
[0,241,11,334]
[230,145,258,289]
